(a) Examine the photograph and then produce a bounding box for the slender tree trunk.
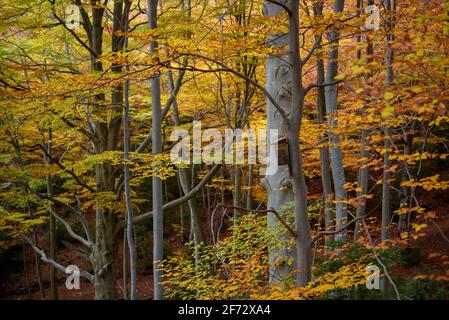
[124,76,138,299]
[148,0,164,300]
[313,1,333,249]
[325,0,348,241]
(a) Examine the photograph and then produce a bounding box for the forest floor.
[1,176,449,300]
[0,234,156,300]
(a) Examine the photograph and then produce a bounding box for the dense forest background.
[1,0,449,300]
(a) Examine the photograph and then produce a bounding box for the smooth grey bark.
[122,7,137,300]
[324,0,348,241]
[317,61,334,249]
[262,1,296,285]
[123,78,137,300]
[313,1,334,249]
[263,0,312,287]
[131,164,222,225]
[147,0,164,300]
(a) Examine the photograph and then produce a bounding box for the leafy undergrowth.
[2,178,449,300]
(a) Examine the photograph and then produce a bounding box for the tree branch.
[215,203,297,238]
[361,217,401,300]
[35,192,93,243]
[135,62,187,153]
[177,52,291,128]
[51,210,93,249]
[266,0,293,15]
[49,4,97,57]
[61,240,91,261]
[38,143,96,194]
[304,79,345,95]
[24,237,94,283]
[310,217,360,245]
[130,164,222,226]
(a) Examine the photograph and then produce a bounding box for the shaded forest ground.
[2,171,449,300]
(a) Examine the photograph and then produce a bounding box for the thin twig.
[215,203,297,238]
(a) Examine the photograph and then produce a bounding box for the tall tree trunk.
[90,0,129,299]
[122,5,137,300]
[124,77,137,299]
[147,0,164,300]
[313,1,334,249]
[262,1,296,284]
[287,0,312,287]
[325,0,348,241]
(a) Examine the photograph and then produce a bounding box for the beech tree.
[1,0,449,301]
